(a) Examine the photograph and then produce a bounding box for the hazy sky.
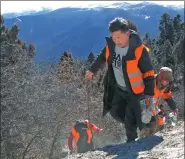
[1,1,184,14]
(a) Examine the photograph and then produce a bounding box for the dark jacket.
[89,31,155,115]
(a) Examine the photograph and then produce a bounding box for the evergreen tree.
[143,33,152,48]
[87,52,95,65]
[163,40,174,67]
[9,25,19,40]
[159,13,174,45]
[173,14,181,32]
[173,14,182,43]
[28,43,36,58]
[0,15,4,24]
[1,16,36,158]
[59,51,74,82]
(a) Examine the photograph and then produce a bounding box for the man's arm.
[67,133,73,151]
[138,47,155,96]
[89,123,103,132]
[163,88,177,111]
[89,46,106,74]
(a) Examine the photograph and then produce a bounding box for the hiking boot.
[139,128,152,138]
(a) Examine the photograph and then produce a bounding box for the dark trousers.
[77,139,94,153]
[110,86,144,142]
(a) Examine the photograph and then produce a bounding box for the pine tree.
[87,52,95,65]
[173,14,182,43]
[159,13,174,45]
[143,33,152,48]
[28,44,36,58]
[9,25,19,40]
[173,14,181,31]
[0,15,4,24]
[163,40,174,67]
[1,15,37,158]
[59,51,74,82]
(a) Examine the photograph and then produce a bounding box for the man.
[85,17,155,143]
[142,67,179,135]
[67,119,103,153]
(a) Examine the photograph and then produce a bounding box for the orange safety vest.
[151,115,165,126]
[153,77,173,106]
[71,121,93,145]
[158,115,165,126]
[105,44,154,94]
[85,121,93,144]
[150,77,173,116]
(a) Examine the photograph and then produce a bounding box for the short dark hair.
[126,19,138,33]
[108,17,129,33]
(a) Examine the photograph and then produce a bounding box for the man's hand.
[144,95,153,106]
[172,108,179,115]
[144,95,153,100]
[97,128,103,132]
[85,71,94,80]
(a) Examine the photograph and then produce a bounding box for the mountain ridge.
[2,1,184,18]
[3,3,184,62]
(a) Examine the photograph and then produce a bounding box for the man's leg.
[124,95,144,142]
[132,96,145,131]
[124,106,138,143]
[77,140,88,153]
[87,141,94,151]
[110,88,128,123]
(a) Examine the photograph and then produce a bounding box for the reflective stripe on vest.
[71,127,80,141]
[126,44,145,94]
[86,129,92,144]
[85,121,93,144]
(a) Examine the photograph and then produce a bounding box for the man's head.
[158,67,173,88]
[108,17,130,48]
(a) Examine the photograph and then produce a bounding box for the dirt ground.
[64,120,184,159]
[64,86,184,159]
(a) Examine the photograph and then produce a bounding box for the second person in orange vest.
[142,67,179,135]
[85,17,155,143]
[67,119,103,153]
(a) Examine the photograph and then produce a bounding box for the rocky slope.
[63,86,184,159]
[64,120,184,159]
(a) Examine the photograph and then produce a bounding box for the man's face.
[160,79,169,87]
[159,71,172,88]
[159,75,170,88]
[112,30,130,48]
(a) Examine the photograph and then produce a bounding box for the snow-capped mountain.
[3,2,184,62]
[2,1,183,18]
[2,8,53,19]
